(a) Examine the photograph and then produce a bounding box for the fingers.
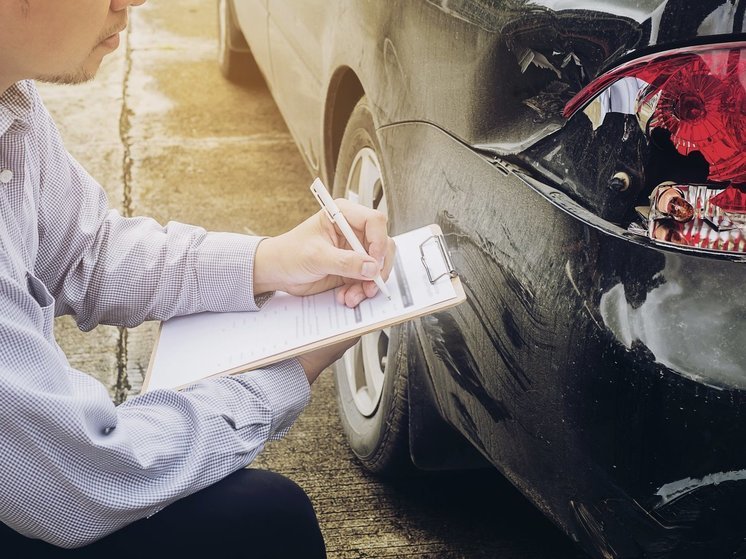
[337,279,386,308]
[377,236,396,280]
[318,200,394,280]
[318,243,378,281]
[333,198,396,273]
[324,198,396,308]
[281,196,394,305]
[336,282,370,308]
[335,198,389,255]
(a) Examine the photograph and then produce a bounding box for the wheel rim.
[341,147,390,417]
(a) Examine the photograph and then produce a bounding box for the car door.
[266,0,330,174]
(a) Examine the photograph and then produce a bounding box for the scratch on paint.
[655,470,746,508]
[564,260,581,296]
[565,260,601,328]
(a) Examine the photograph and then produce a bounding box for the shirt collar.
[0,81,36,137]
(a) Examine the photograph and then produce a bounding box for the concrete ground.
[40,1,583,557]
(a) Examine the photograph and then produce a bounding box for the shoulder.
[0,80,42,120]
[0,81,56,144]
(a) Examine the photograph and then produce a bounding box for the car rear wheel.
[217,0,255,83]
[332,96,413,475]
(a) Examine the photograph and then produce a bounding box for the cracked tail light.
[564,42,746,185]
[564,43,746,253]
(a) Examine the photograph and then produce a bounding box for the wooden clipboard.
[143,224,465,391]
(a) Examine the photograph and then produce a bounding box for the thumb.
[324,245,379,280]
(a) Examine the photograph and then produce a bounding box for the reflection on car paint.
[599,253,746,389]
[655,469,746,508]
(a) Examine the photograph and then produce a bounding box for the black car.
[218,1,746,557]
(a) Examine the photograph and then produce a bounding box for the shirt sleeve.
[30,87,262,330]
[0,261,310,548]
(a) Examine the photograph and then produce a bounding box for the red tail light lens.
[711,184,746,212]
[563,43,746,185]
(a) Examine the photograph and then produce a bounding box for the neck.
[0,70,22,97]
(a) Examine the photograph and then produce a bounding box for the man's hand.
[254,199,396,308]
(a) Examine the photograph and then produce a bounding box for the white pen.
[310,177,392,300]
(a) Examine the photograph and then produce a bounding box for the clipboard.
[143,224,465,392]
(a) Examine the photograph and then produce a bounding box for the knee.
[250,469,317,520]
[231,469,326,556]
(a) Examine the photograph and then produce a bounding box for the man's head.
[0,0,146,94]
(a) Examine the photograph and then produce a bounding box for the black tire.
[332,97,413,475]
[217,0,257,83]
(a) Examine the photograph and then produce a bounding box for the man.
[0,1,395,556]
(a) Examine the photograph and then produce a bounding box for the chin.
[37,65,100,86]
[37,49,108,86]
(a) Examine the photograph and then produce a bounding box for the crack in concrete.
[114,327,131,404]
[120,23,134,220]
[114,20,135,404]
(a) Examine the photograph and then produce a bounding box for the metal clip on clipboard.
[419,234,458,284]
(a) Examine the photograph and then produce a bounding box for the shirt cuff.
[236,358,310,440]
[195,232,270,312]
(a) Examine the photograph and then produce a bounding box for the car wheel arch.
[323,66,365,186]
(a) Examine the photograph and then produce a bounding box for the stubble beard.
[36,66,98,86]
[35,43,104,86]
[35,21,125,86]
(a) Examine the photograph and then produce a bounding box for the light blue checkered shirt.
[0,81,311,549]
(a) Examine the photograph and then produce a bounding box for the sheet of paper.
[146,225,457,391]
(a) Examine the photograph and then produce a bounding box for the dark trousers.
[0,468,327,558]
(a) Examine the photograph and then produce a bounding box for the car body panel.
[266,0,327,170]
[232,0,271,76]
[258,0,744,166]
[378,120,746,556]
